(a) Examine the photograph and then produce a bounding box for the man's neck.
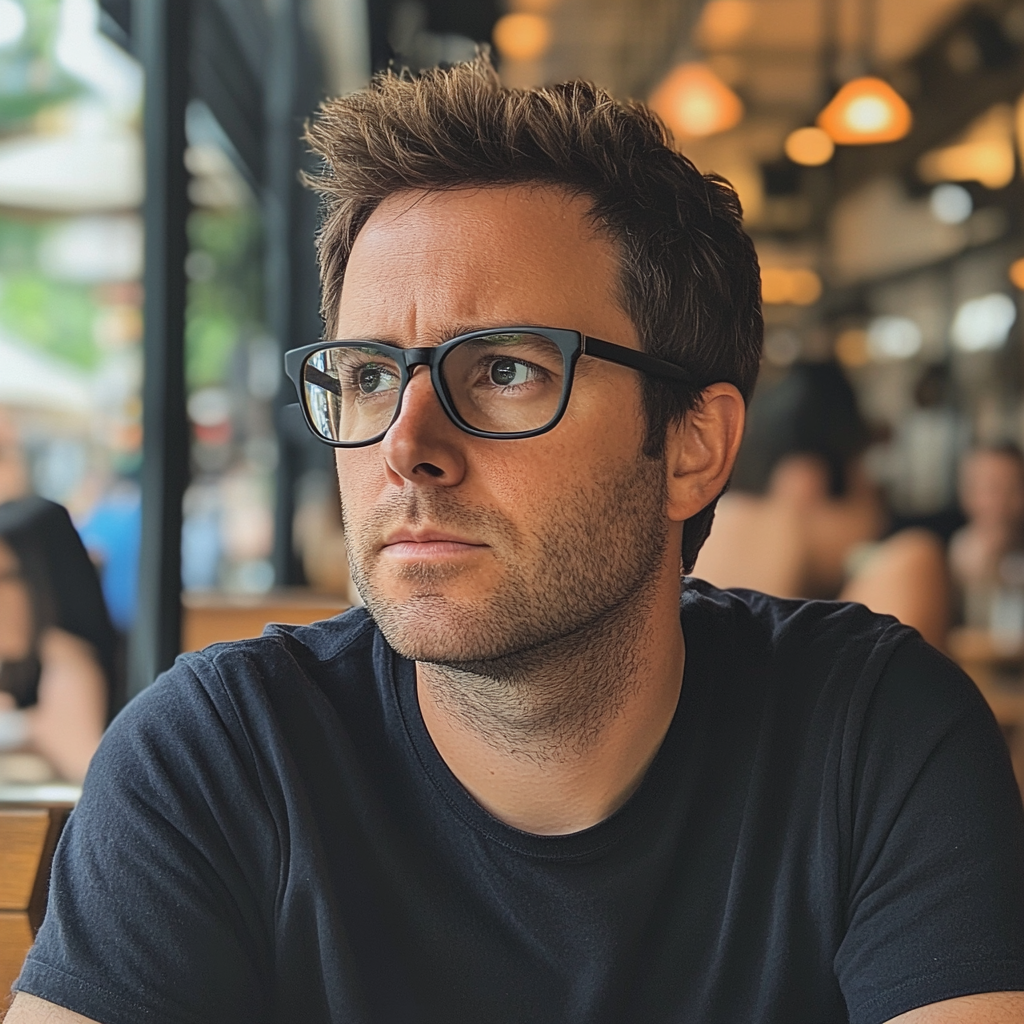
[415,573,685,836]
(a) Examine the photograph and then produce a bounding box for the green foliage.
[0,0,84,136]
[186,206,264,389]
[0,269,97,368]
[0,214,43,270]
[0,216,98,369]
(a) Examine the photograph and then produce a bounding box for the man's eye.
[488,359,532,387]
[356,365,394,394]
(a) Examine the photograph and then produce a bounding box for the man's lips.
[379,529,489,560]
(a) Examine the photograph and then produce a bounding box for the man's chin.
[363,591,512,664]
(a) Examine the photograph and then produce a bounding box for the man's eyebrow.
[344,322,543,347]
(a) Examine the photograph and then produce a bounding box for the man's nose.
[380,366,467,486]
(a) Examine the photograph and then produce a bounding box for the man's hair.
[303,55,763,573]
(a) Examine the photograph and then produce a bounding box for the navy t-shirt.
[15,582,1024,1024]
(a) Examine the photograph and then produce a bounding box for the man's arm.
[887,991,1024,1023]
[3,992,99,1023]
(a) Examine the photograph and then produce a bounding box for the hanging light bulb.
[493,13,552,62]
[649,63,744,140]
[1008,257,1024,291]
[784,126,835,166]
[817,77,912,145]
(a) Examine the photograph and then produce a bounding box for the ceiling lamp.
[917,104,1015,190]
[493,13,551,62]
[784,127,834,166]
[817,77,912,145]
[696,0,755,50]
[1009,257,1024,291]
[760,267,822,306]
[649,63,744,140]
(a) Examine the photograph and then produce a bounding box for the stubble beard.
[342,452,672,762]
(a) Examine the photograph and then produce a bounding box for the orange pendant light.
[649,63,744,140]
[817,76,912,145]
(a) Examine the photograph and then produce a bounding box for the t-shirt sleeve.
[14,656,278,1024]
[835,636,1024,1024]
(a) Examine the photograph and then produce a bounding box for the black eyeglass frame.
[284,326,700,448]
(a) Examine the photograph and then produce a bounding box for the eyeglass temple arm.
[303,363,343,396]
[582,336,697,387]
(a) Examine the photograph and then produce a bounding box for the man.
[8,58,1024,1024]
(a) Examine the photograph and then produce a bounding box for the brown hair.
[303,55,763,572]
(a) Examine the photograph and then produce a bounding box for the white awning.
[0,335,93,415]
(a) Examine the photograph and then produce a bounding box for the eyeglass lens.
[303,332,567,444]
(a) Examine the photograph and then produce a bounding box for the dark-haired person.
[697,362,952,648]
[0,497,114,783]
[8,59,1024,1024]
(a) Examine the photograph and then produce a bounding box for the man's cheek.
[336,462,382,523]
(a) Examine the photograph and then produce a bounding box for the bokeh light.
[0,0,26,49]
[648,63,744,140]
[760,266,822,305]
[930,183,973,225]
[493,13,551,62]
[784,127,834,166]
[1008,257,1024,290]
[817,77,912,145]
[697,0,755,49]
[952,293,1017,352]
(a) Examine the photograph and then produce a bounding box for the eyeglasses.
[284,326,698,447]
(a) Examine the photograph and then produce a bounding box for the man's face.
[334,186,673,666]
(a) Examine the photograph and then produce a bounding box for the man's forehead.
[349,186,603,260]
[335,185,633,346]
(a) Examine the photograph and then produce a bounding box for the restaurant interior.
[3,0,1024,998]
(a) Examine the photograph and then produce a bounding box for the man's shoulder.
[88,605,389,817]
[683,577,986,740]
[111,606,382,744]
[683,576,914,656]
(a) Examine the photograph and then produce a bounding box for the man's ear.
[664,383,746,523]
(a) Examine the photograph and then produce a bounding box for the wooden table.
[0,786,78,1007]
[182,588,349,651]
[948,627,1024,801]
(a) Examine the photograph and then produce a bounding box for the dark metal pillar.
[266,0,318,587]
[128,0,191,696]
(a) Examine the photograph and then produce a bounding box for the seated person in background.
[8,59,1024,1024]
[697,361,951,648]
[949,443,1024,626]
[292,468,360,605]
[0,497,115,784]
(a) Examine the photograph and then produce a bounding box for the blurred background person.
[696,361,951,648]
[291,468,360,605]
[950,443,1024,628]
[0,496,116,783]
[77,474,141,635]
